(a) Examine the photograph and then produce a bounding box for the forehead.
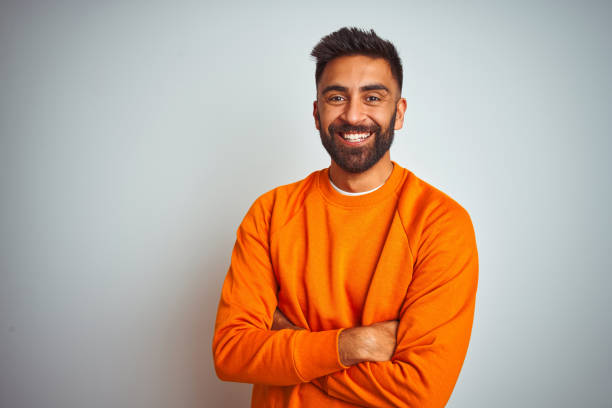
[318,55,397,93]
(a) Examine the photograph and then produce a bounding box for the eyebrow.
[360,84,390,93]
[321,83,390,94]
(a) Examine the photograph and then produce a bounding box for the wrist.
[338,326,371,366]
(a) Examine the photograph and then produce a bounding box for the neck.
[329,152,393,193]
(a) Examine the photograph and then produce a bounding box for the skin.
[313,54,407,192]
[270,55,407,366]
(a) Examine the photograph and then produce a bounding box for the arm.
[272,308,399,366]
[212,195,347,385]
[312,204,479,407]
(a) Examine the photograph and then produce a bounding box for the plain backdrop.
[1,1,611,407]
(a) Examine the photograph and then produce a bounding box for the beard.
[318,109,397,173]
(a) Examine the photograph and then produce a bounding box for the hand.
[271,307,304,331]
[338,320,398,366]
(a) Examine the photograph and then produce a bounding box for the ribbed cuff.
[292,329,346,382]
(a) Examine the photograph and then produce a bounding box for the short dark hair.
[311,27,403,92]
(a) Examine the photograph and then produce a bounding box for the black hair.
[310,27,403,92]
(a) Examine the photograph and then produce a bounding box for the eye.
[366,95,381,102]
[328,95,346,102]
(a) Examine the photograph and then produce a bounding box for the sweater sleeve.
[212,194,346,385]
[313,203,479,407]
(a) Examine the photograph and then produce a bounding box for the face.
[313,55,407,173]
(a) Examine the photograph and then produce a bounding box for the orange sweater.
[213,162,479,407]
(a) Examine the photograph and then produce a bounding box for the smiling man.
[316,54,402,179]
[213,27,479,407]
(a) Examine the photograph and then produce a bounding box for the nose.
[341,98,367,125]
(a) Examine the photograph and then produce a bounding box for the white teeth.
[341,132,371,142]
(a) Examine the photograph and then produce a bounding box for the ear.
[313,100,320,130]
[393,97,407,130]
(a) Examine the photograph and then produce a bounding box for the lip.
[336,132,374,146]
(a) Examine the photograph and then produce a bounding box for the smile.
[338,132,373,144]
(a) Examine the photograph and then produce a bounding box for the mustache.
[329,123,381,134]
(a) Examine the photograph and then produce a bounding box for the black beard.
[318,109,396,173]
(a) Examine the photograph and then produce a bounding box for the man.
[213,27,478,408]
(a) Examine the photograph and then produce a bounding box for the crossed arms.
[271,307,399,367]
[212,197,479,407]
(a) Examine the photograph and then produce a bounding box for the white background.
[1,1,611,407]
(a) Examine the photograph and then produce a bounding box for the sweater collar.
[317,161,406,207]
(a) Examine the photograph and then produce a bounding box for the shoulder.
[406,171,471,216]
[395,166,475,246]
[241,169,322,235]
